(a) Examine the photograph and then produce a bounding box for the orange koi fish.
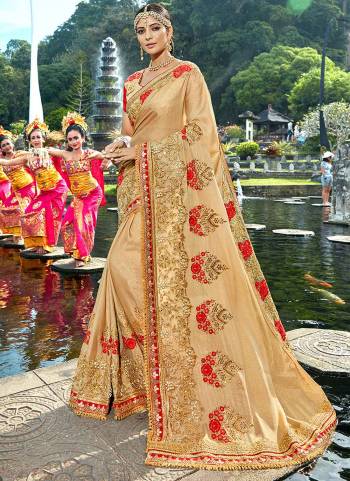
[304,273,333,289]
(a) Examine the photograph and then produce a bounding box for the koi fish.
[310,287,345,305]
[304,273,333,289]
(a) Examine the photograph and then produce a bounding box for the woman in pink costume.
[5,119,69,254]
[0,129,14,233]
[48,112,105,267]
[0,129,35,243]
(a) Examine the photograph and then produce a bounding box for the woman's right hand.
[104,140,126,155]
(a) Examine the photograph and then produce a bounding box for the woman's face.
[1,138,14,155]
[29,129,44,148]
[67,129,84,150]
[136,17,172,57]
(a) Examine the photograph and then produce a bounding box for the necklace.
[149,55,174,72]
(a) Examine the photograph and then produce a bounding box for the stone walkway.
[0,360,298,481]
[4,325,349,481]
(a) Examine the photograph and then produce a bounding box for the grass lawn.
[104,178,319,196]
[239,178,319,186]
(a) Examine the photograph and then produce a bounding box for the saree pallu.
[70,61,336,475]
[21,168,68,250]
[61,178,102,261]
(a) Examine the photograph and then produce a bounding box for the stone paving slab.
[0,371,44,398]
[34,359,77,384]
[287,328,350,375]
[0,353,333,481]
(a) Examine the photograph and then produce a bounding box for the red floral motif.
[189,205,204,236]
[255,279,269,301]
[208,406,229,443]
[122,332,144,350]
[191,251,228,284]
[274,319,287,341]
[172,64,192,78]
[100,335,119,355]
[83,329,91,345]
[117,167,124,186]
[140,88,153,104]
[238,240,253,261]
[195,299,230,334]
[201,352,221,388]
[187,159,214,190]
[225,201,236,221]
[126,71,142,82]
[181,127,187,140]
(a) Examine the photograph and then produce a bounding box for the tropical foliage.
[0,0,347,128]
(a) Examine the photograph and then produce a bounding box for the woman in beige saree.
[70,3,336,476]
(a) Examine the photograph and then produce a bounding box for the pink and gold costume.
[21,152,68,251]
[0,164,35,236]
[60,154,104,262]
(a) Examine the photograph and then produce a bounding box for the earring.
[169,38,174,54]
[140,45,144,61]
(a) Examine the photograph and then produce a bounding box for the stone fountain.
[90,37,122,151]
[328,144,350,225]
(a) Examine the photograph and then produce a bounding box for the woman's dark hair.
[135,3,171,21]
[65,124,87,151]
[0,135,12,147]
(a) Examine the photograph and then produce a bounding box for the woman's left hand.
[105,146,136,164]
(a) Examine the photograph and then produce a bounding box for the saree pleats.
[70,60,336,474]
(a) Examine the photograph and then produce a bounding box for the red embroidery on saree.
[225,201,236,221]
[201,351,241,387]
[191,251,228,284]
[196,299,232,334]
[83,329,91,345]
[140,88,153,104]
[209,406,252,443]
[187,160,214,190]
[126,71,142,82]
[189,205,225,237]
[100,335,119,355]
[172,64,192,78]
[181,127,187,140]
[140,142,164,440]
[117,167,124,186]
[274,319,287,341]
[122,332,144,350]
[255,279,269,301]
[238,239,253,260]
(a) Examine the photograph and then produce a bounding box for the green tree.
[5,40,31,70]
[230,46,327,115]
[46,107,70,131]
[289,66,350,118]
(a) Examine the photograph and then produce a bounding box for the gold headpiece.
[134,8,172,31]
[62,112,88,135]
[0,125,13,139]
[25,118,49,137]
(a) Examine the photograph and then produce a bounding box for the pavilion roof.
[255,105,292,124]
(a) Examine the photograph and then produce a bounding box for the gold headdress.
[134,5,172,31]
[25,118,49,138]
[0,125,13,139]
[62,112,88,135]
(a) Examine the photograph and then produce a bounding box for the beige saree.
[70,60,336,473]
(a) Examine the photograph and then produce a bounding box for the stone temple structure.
[328,143,350,226]
[91,37,122,151]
